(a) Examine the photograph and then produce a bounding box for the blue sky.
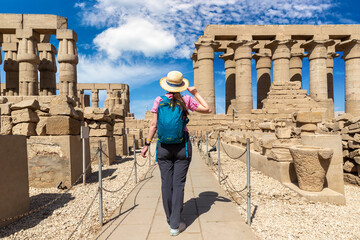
[1,0,360,118]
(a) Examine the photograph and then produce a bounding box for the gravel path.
[200,143,360,240]
[0,144,156,240]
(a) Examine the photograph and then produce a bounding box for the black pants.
[157,137,192,229]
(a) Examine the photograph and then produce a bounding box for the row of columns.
[192,37,360,116]
[0,28,78,97]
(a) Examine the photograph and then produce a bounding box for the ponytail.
[170,92,188,116]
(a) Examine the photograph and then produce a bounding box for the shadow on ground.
[181,191,231,229]
[0,193,73,238]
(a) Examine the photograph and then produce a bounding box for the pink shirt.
[151,93,199,113]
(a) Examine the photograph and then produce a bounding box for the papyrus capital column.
[57,29,78,97]
[2,42,19,96]
[336,39,360,116]
[92,89,99,108]
[326,51,339,102]
[219,49,235,114]
[228,40,258,113]
[190,50,199,89]
[16,28,40,96]
[38,43,57,96]
[289,48,306,85]
[265,39,296,83]
[253,49,271,109]
[195,37,220,114]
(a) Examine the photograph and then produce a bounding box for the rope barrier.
[102,164,135,193]
[220,140,247,160]
[0,150,98,223]
[67,189,99,240]
[209,137,218,147]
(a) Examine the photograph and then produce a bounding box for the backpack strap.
[155,138,159,162]
[185,131,188,159]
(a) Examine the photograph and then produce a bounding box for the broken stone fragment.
[0,116,13,135]
[89,128,113,137]
[49,101,79,119]
[300,123,317,132]
[343,160,357,173]
[51,95,76,107]
[267,148,293,162]
[294,112,322,123]
[0,97,8,104]
[11,108,39,124]
[335,113,353,122]
[275,127,291,139]
[36,117,47,136]
[11,99,40,111]
[0,103,13,115]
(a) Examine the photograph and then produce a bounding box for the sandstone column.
[289,48,306,85]
[219,50,236,114]
[92,89,99,108]
[38,43,57,96]
[16,28,40,96]
[195,37,220,114]
[2,42,19,96]
[327,50,339,119]
[265,39,296,83]
[190,51,199,89]
[57,29,78,97]
[337,39,360,116]
[301,39,334,118]
[253,49,271,109]
[228,40,258,113]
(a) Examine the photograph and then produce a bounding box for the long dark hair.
[170,92,188,116]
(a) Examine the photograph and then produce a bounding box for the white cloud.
[93,17,177,59]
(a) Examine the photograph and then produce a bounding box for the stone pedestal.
[38,43,57,96]
[195,37,220,114]
[90,136,116,165]
[219,50,236,114]
[0,135,29,227]
[2,42,19,96]
[265,39,296,83]
[336,39,360,116]
[57,29,78,97]
[27,136,90,188]
[228,40,258,113]
[16,28,40,96]
[253,49,271,109]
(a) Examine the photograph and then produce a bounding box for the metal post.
[98,140,103,226]
[218,132,221,184]
[126,128,129,156]
[233,110,235,123]
[133,135,137,183]
[148,142,151,167]
[82,137,86,185]
[206,131,209,165]
[246,138,251,226]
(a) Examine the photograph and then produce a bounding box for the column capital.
[190,51,198,69]
[57,29,78,64]
[336,39,360,60]
[2,42,18,72]
[326,52,339,69]
[38,43,57,72]
[265,39,297,60]
[300,39,335,60]
[16,28,40,63]
[195,38,220,60]
[219,51,235,69]
[228,40,258,60]
[252,52,271,70]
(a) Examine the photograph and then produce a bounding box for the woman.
[141,70,211,236]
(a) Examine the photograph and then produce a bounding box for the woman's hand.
[141,146,149,158]
[187,86,198,96]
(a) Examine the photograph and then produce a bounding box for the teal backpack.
[156,96,189,161]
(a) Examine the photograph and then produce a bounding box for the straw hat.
[160,71,189,93]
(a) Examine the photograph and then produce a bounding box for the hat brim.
[160,77,189,93]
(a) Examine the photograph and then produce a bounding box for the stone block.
[0,97,8,104]
[114,135,128,156]
[36,109,51,117]
[99,122,113,131]
[27,136,90,188]
[295,112,322,123]
[348,140,360,149]
[114,124,125,135]
[343,149,350,158]
[89,128,113,137]
[350,149,360,158]
[126,120,138,129]
[46,116,81,135]
[0,116,13,135]
[11,99,40,111]
[341,127,349,134]
[13,123,37,136]
[11,108,39,124]
[354,157,360,165]
[90,137,116,165]
[51,95,76,107]
[300,123,317,132]
[275,127,291,139]
[342,134,354,141]
[335,113,353,122]
[343,160,357,173]
[259,122,275,131]
[50,102,79,119]
[0,135,29,228]
[267,148,293,162]
[0,103,13,115]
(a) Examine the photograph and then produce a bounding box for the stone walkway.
[95,149,257,240]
